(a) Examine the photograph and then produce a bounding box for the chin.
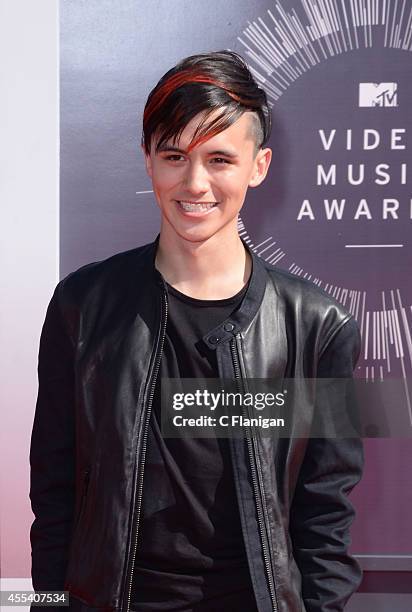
[162,212,230,245]
[173,225,220,244]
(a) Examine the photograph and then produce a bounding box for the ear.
[141,144,153,178]
[248,147,272,188]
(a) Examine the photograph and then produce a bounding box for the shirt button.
[209,335,220,344]
[224,322,235,332]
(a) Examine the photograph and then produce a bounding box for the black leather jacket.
[30,237,363,612]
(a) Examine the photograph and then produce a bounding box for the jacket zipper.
[122,287,168,612]
[230,335,278,612]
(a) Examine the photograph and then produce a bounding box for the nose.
[183,161,209,195]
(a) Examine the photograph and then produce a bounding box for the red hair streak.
[143,70,243,126]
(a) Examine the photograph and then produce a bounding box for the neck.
[155,225,252,300]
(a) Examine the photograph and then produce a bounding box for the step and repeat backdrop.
[61,0,412,570]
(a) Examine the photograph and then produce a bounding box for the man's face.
[143,110,272,245]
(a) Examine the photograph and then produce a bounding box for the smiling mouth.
[177,200,218,212]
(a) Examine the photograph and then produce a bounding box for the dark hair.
[142,50,271,156]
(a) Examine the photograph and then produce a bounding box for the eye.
[164,154,185,162]
[211,157,230,164]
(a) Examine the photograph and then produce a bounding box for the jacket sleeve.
[289,316,364,612]
[29,282,76,593]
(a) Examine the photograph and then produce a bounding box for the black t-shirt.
[130,280,258,611]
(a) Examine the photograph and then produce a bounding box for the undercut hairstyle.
[142,50,271,157]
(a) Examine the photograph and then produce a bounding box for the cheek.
[219,171,252,209]
[151,167,178,194]
[227,163,254,186]
[224,170,252,197]
[216,168,244,190]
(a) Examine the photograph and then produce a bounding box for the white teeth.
[178,201,217,212]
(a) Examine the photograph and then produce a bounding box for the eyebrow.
[157,144,239,159]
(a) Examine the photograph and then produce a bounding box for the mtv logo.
[359,83,398,107]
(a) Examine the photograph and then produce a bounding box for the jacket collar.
[146,234,268,348]
[202,239,268,348]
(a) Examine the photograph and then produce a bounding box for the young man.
[30,51,363,612]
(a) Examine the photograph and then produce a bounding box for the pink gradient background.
[0,0,59,579]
